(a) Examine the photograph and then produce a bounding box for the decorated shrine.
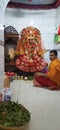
[15,26,46,73]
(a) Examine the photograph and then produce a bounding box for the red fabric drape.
[7,0,60,9]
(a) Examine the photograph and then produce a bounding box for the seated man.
[33,50,60,90]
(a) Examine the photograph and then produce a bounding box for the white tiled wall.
[4,7,60,62]
[4,8,56,50]
[2,6,60,59]
[56,6,60,27]
[54,6,60,58]
[0,29,4,43]
[0,0,9,24]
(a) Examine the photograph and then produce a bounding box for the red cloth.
[34,76,57,86]
[34,75,59,90]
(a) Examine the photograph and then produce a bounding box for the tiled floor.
[10,79,60,130]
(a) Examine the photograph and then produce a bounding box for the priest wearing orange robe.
[33,50,60,90]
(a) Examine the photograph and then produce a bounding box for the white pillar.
[0,0,10,89]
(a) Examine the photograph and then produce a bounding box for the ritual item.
[4,72,10,88]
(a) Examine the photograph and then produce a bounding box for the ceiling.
[7,0,60,9]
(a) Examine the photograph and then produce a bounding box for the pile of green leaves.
[0,101,30,127]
